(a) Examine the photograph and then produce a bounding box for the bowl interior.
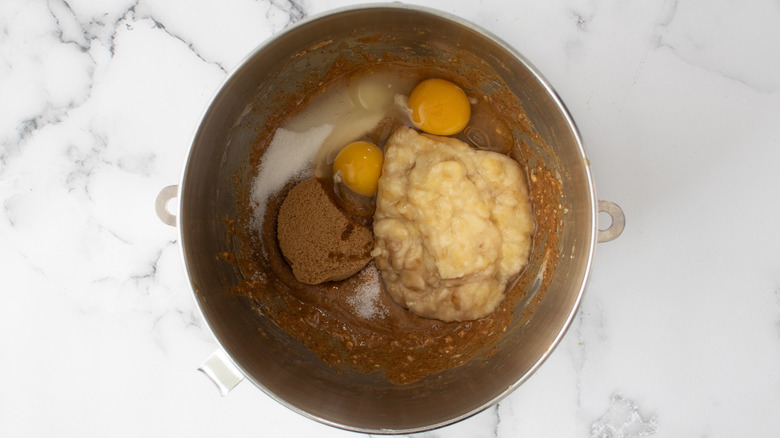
[179,5,595,433]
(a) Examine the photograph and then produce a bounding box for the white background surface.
[2,0,779,436]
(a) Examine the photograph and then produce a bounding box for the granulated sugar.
[250,124,333,224]
[346,264,387,320]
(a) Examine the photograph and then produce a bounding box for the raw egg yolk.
[408,78,471,136]
[332,141,384,197]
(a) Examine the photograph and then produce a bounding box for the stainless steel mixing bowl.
[156,3,624,434]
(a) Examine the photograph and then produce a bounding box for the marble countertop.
[2,0,779,436]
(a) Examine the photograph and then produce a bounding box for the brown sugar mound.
[277,177,374,284]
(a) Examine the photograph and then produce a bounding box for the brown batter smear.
[230,57,562,385]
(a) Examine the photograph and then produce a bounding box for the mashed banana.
[371,127,534,322]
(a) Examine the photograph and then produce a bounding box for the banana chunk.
[371,127,534,322]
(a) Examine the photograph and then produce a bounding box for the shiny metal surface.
[597,200,626,243]
[154,184,178,227]
[198,349,245,397]
[174,4,609,434]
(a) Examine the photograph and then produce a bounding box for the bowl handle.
[198,349,245,396]
[155,185,178,227]
[597,200,625,243]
